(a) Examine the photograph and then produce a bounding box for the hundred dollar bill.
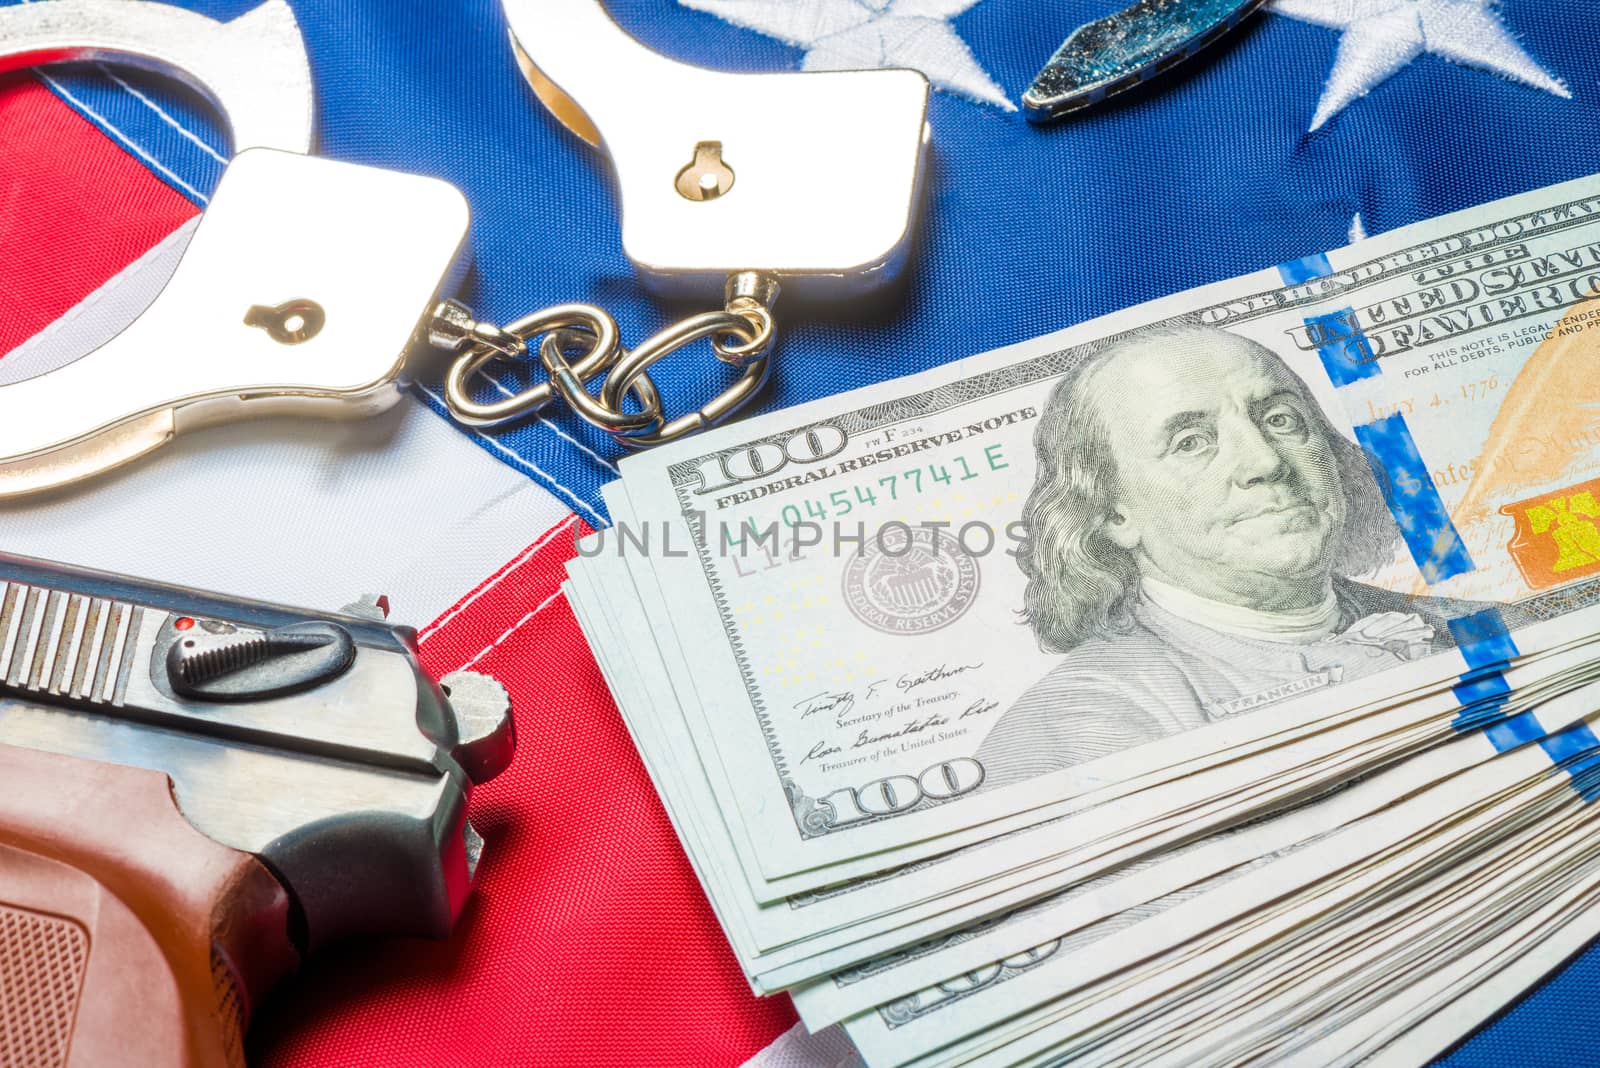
[793,639,1600,1022]
[585,480,1600,984]
[1184,821,1600,1068]
[825,683,1600,1063]
[1347,863,1600,1068]
[1079,779,1600,1068]
[846,729,1600,1068]
[603,169,1600,886]
[1075,804,1600,1068]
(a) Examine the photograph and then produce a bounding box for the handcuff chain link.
[428,272,779,450]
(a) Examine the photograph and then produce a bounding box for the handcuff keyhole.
[675,141,734,202]
[245,299,326,344]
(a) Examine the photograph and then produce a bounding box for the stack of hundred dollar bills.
[564,171,1600,1066]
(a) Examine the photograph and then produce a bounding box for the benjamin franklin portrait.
[976,323,1521,789]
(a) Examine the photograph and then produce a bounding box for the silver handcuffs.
[0,0,930,497]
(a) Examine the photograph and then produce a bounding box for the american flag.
[4,0,1598,1064]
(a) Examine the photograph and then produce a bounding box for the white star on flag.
[1271,0,1570,131]
[678,0,1014,110]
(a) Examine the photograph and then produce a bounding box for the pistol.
[0,552,515,1067]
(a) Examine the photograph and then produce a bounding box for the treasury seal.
[842,524,980,635]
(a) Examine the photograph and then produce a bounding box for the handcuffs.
[0,0,930,497]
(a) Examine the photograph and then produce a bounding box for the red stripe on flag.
[0,73,197,356]
[253,515,798,1068]
[414,514,586,672]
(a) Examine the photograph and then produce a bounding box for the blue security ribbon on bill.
[1540,721,1600,802]
[1277,253,1476,583]
[1439,607,1600,799]
[1448,608,1521,740]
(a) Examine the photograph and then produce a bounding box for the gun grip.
[0,744,299,1067]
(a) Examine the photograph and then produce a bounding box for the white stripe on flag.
[456,587,566,672]
[740,1024,862,1068]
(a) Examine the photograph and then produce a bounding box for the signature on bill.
[795,689,856,722]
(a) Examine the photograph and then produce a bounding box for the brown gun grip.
[0,744,299,1068]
